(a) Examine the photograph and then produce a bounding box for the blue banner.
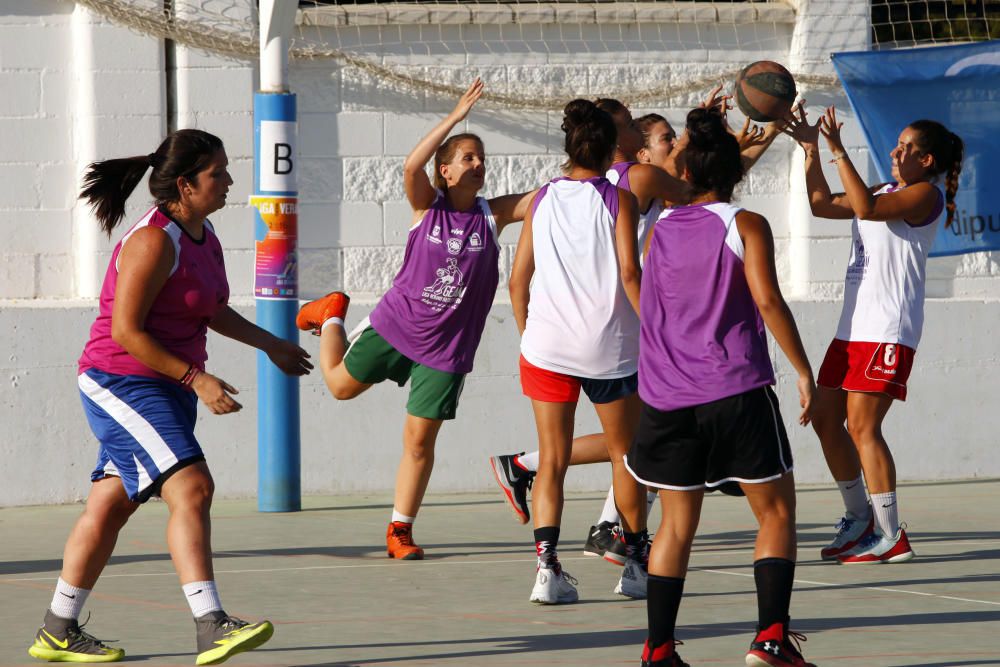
[832,40,1000,257]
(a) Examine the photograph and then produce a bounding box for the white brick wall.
[0,1,998,504]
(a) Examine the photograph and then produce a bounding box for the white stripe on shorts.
[78,373,179,483]
[762,387,791,473]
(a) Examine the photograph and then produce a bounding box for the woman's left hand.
[736,117,767,151]
[819,106,846,154]
[266,338,313,376]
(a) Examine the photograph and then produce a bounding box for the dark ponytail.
[561,99,616,172]
[908,119,964,227]
[79,128,224,236]
[683,107,744,202]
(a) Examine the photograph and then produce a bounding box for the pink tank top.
[79,206,230,382]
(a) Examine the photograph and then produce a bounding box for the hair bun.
[562,99,600,133]
[685,107,729,149]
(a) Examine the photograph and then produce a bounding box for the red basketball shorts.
[817,339,915,401]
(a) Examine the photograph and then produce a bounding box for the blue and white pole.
[253,0,300,512]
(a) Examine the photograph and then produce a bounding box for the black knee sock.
[754,558,795,632]
[647,574,685,647]
[534,526,560,566]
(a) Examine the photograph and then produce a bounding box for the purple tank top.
[79,206,230,382]
[639,202,774,411]
[369,193,500,374]
[607,161,636,192]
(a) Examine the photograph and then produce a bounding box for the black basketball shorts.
[624,386,793,491]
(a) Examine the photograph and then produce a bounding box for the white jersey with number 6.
[835,182,945,349]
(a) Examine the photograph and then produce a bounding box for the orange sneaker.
[386,522,425,560]
[296,291,350,334]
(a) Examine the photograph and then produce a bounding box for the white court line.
[690,567,1000,608]
[4,546,1000,610]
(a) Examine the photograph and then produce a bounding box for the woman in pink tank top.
[785,107,964,565]
[28,130,310,665]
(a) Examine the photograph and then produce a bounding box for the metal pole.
[253,0,300,512]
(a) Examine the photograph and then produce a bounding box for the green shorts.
[343,326,465,421]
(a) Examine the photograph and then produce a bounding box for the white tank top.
[521,176,640,379]
[605,163,662,267]
[835,182,945,349]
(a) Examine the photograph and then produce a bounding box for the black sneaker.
[27,610,124,662]
[604,524,629,566]
[195,611,274,666]
[640,639,689,666]
[582,521,618,557]
[745,622,816,667]
[489,453,534,524]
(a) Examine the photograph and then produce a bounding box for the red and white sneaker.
[839,527,914,564]
[820,510,875,561]
[745,622,816,667]
[296,291,350,335]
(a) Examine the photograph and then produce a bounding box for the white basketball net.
[76,1,999,110]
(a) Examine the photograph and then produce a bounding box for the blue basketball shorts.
[78,369,205,503]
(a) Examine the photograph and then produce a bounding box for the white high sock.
[870,491,900,537]
[183,580,223,618]
[598,485,619,525]
[516,451,539,472]
[50,578,90,621]
[391,509,416,524]
[837,476,871,520]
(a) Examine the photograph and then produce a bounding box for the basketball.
[735,61,797,123]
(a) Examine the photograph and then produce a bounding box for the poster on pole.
[832,40,1000,256]
[251,195,298,299]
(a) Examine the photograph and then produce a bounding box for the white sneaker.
[820,509,875,561]
[530,565,579,604]
[613,557,648,599]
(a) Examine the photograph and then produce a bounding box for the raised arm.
[488,188,539,234]
[783,105,855,220]
[615,189,641,315]
[403,78,483,212]
[736,210,815,425]
[819,107,940,223]
[508,202,536,335]
[737,116,784,171]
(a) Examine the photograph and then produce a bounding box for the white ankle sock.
[516,451,539,472]
[183,580,223,618]
[391,509,415,524]
[870,491,900,537]
[598,485,619,525]
[50,578,90,621]
[837,476,870,520]
[321,317,344,332]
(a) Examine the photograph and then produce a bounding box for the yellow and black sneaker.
[27,610,124,663]
[194,611,273,665]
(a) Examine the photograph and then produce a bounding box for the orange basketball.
[735,61,797,123]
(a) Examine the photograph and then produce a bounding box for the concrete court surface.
[1,479,998,667]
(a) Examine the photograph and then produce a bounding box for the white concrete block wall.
[1,1,999,505]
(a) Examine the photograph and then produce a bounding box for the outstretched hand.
[736,116,768,152]
[450,78,484,122]
[819,106,846,154]
[700,83,733,128]
[780,100,822,150]
[266,337,313,376]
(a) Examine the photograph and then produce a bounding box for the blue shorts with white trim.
[78,369,205,503]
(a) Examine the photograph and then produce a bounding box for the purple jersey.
[639,202,774,411]
[369,192,500,374]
